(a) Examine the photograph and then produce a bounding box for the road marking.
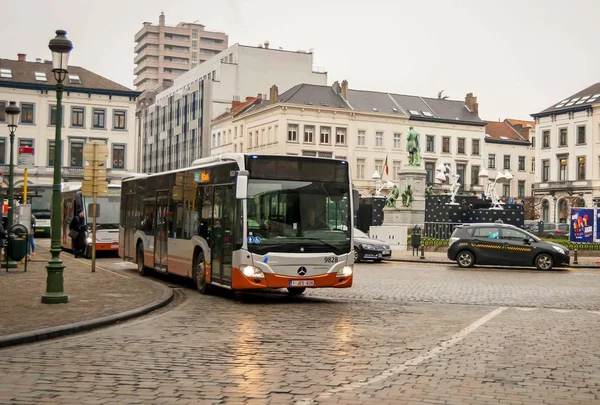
[295,306,507,404]
[514,307,538,311]
[589,311,600,315]
[549,309,572,313]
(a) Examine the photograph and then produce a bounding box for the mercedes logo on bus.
[297,267,307,276]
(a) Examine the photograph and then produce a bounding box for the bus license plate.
[290,280,314,287]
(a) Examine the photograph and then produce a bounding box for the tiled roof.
[532,82,600,117]
[214,96,262,121]
[484,121,529,144]
[227,83,484,126]
[504,118,534,141]
[0,59,137,95]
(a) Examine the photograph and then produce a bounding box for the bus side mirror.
[236,170,249,200]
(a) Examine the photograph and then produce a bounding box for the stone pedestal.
[369,165,427,252]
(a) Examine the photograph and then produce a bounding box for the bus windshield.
[245,179,351,255]
[93,196,120,229]
[30,187,52,217]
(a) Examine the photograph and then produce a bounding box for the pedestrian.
[27,214,36,259]
[69,209,87,258]
[0,219,7,262]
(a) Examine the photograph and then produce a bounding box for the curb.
[387,258,600,269]
[0,280,174,349]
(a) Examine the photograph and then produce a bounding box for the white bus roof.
[123,153,348,183]
[61,182,121,193]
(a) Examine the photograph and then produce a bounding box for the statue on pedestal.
[406,127,421,167]
[385,184,399,207]
[401,185,413,208]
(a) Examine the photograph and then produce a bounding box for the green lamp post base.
[41,292,69,304]
[41,259,69,304]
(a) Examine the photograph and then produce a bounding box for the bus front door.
[123,194,135,260]
[211,186,234,285]
[154,191,169,272]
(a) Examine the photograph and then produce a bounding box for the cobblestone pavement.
[307,261,600,310]
[1,288,599,405]
[0,244,165,337]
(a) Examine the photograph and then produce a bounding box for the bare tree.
[522,196,542,220]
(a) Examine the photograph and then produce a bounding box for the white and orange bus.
[120,153,355,295]
[61,182,121,257]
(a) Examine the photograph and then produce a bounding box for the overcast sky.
[2,0,598,121]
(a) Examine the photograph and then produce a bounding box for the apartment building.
[0,55,139,186]
[211,82,487,196]
[139,43,327,173]
[134,12,228,92]
[484,119,535,199]
[531,82,600,223]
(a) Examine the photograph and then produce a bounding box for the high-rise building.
[134,12,228,92]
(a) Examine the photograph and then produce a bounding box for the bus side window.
[196,185,212,243]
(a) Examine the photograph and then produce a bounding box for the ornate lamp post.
[42,30,72,304]
[3,102,20,268]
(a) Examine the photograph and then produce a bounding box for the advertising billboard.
[570,208,594,243]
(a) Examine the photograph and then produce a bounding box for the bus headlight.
[240,265,265,279]
[336,265,353,277]
[86,237,93,244]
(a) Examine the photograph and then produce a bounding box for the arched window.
[542,199,550,223]
[557,199,568,223]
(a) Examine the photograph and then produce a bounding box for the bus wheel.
[287,287,306,295]
[194,253,211,295]
[137,244,149,276]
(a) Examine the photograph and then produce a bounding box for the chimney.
[232,99,241,109]
[341,80,348,99]
[269,85,278,104]
[17,53,26,62]
[465,92,479,115]
[264,40,269,49]
[35,58,42,63]
[257,93,262,100]
[246,96,253,101]
[159,12,165,26]
[332,81,341,94]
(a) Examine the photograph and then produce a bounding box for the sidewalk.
[391,248,600,268]
[0,245,173,348]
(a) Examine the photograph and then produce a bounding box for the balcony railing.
[536,180,592,191]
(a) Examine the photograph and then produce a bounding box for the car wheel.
[456,250,475,268]
[137,244,149,276]
[354,248,362,263]
[535,253,554,271]
[194,252,211,294]
[287,287,306,295]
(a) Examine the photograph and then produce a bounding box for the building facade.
[0,55,139,187]
[211,82,487,196]
[531,82,600,223]
[134,12,228,92]
[139,43,328,173]
[484,119,535,199]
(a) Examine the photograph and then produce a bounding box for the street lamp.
[3,102,20,268]
[42,30,72,304]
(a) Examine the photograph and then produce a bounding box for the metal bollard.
[420,245,425,260]
[573,249,578,265]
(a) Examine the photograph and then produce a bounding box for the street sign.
[17,147,35,169]
[81,180,108,197]
[83,141,109,163]
[83,166,107,181]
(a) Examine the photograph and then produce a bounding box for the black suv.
[447,223,570,270]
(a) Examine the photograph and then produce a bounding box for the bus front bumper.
[231,267,353,290]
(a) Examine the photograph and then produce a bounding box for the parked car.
[353,228,391,263]
[524,222,569,238]
[447,222,570,270]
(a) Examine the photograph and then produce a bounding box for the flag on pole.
[384,155,389,176]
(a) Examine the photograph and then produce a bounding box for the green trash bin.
[8,224,28,262]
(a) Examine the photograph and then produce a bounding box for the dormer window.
[68,74,81,84]
[35,72,47,81]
